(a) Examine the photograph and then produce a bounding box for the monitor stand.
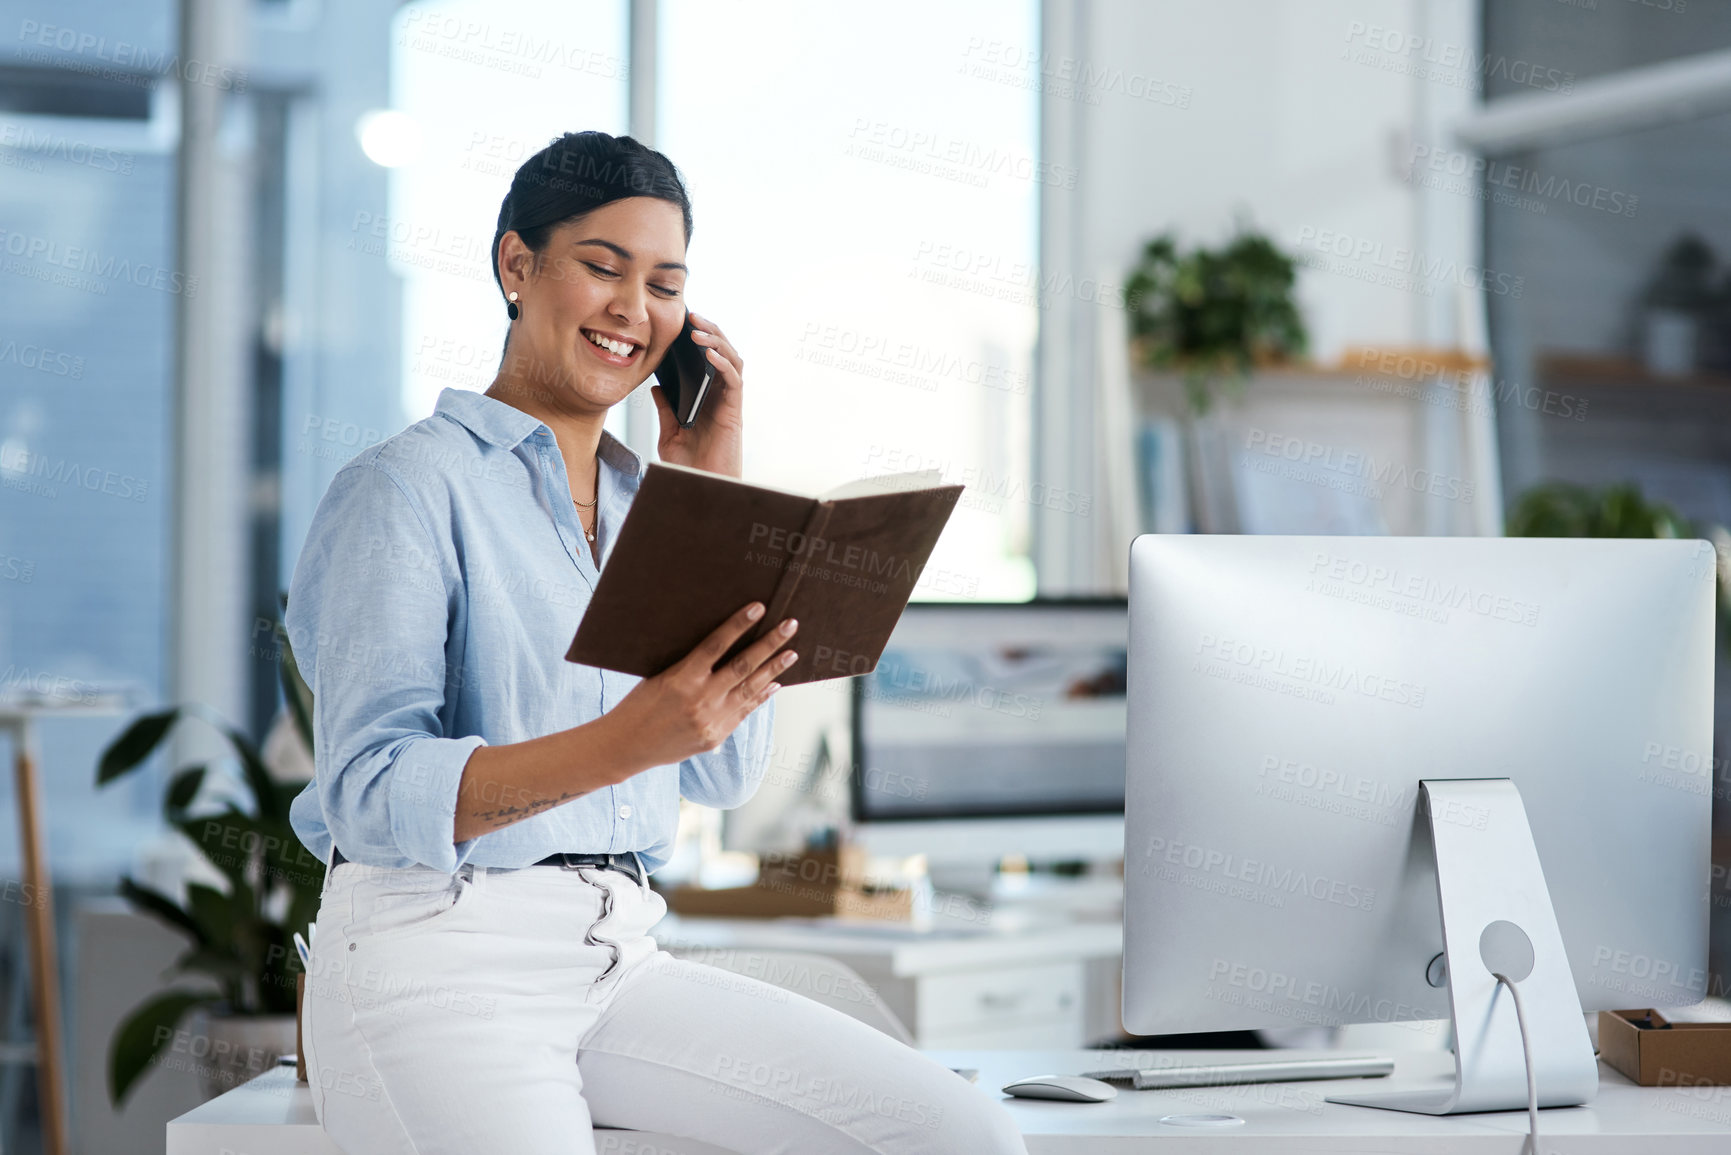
[1328,778,1599,1115]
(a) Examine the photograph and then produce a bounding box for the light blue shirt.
[285,386,775,873]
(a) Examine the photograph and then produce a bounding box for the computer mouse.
[1000,1075,1118,1103]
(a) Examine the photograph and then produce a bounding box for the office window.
[657,0,1040,600]
[0,25,178,877]
[388,1,1036,598]
[391,0,630,421]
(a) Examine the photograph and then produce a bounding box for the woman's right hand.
[601,601,796,773]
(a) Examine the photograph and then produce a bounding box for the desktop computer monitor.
[1122,535,1716,1114]
[849,600,1127,870]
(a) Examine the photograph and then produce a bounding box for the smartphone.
[653,312,718,429]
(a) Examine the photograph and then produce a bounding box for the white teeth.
[585,331,634,357]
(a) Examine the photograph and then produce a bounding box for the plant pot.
[191,1010,298,1099]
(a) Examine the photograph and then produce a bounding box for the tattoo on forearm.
[471,790,584,829]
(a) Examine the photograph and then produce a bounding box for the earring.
[506,291,520,321]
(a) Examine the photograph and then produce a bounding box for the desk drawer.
[916,962,1083,1038]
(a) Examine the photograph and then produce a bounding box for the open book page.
[650,460,947,502]
[648,459,808,498]
[819,469,945,501]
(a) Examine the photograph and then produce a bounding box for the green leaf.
[257,925,304,1016]
[277,615,317,756]
[272,781,306,825]
[177,810,254,888]
[257,817,325,894]
[178,876,261,1011]
[97,709,180,785]
[172,942,245,980]
[215,717,282,823]
[171,943,247,992]
[164,766,206,816]
[118,877,206,948]
[109,990,212,1106]
[162,704,280,823]
[286,886,322,952]
[185,882,240,945]
[1508,481,1697,542]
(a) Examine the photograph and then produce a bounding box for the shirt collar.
[433,386,645,478]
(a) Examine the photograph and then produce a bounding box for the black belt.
[332,847,644,885]
[534,851,645,885]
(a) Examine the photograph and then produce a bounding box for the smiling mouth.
[581,329,639,359]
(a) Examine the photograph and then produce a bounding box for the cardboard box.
[667,845,913,921]
[1599,1009,1731,1087]
[666,882,912,920]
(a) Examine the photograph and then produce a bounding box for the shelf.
[1538,352,1731,394]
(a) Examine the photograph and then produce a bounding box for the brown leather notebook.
[566,463,963,685]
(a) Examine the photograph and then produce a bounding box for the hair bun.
[489,130,691,293]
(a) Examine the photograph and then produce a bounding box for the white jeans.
[301,859,1027,1155]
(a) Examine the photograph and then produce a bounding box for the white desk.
[164,1068,723,1155]
[654,914,1124,1046]
[938,1049,1731,1152]
[168,1050,1731,1153]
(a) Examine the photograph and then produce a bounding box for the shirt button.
[618,804,633,819]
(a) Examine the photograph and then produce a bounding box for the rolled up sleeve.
[285,462,485,872]
[678,695,776,809]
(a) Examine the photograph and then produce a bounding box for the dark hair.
[490,130,692,294]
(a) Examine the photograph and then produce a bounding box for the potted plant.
[1508,480,1729,649]
[1639,234,1716,377]
[1123,222,1308,413]
[1506,480,1694,540]
[98,616,320,1104]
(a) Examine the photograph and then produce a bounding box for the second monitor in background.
[849,600,1128,889]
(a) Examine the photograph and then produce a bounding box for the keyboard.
[1083,1055,1396,1090]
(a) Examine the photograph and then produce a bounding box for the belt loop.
[629,850,648,894]
[321,841,338,896]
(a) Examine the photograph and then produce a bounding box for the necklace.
[573,462,599,541]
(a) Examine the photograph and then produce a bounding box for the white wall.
[1037,0,1481,590]
[1080,0,1420,360]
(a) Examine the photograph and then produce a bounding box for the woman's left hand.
[652,311,744,479]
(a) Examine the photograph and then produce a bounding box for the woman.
[288,131,1027,1155]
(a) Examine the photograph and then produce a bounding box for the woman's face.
[503,196,688,412]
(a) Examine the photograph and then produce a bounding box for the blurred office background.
[1,0,1729,1150]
